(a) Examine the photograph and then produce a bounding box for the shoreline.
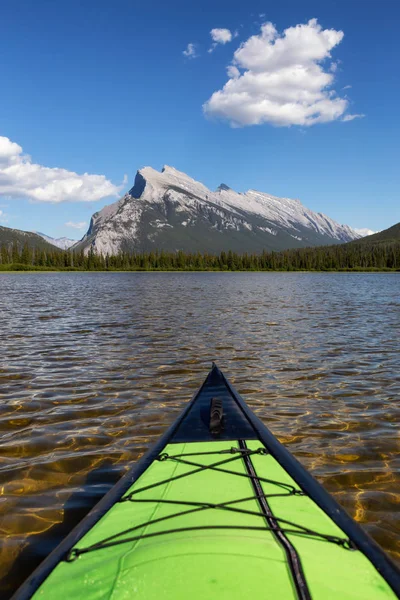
[1,267,399,274]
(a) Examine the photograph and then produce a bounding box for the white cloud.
[204,18,357,127]
[343,84,352,90]
[342,113,365,122]
[211,28,233,44]
[0,209,8,223]
[227,65,240,78]
[183,43,198,59]
[65,221,88,230]
[354,228,377,237]
[209,28,233,53]
[0,136,124,203]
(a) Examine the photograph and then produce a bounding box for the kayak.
[13,364,400,599]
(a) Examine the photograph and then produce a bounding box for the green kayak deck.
[13,366,400,599]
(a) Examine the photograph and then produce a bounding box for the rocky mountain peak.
[217,183,232,192]
[74,164,361,256]
[128,170,147,198]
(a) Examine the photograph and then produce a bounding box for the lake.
[0,272,399,597]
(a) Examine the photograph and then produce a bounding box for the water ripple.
[0,272,399,597]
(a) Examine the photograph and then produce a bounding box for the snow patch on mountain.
[354,228,378,237]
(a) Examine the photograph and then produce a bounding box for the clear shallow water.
[0,272,399,596]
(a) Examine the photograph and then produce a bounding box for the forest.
[0,239,399,271]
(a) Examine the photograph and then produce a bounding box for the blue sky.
[0,0,399,239]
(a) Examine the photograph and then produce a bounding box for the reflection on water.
[0,272,399,596]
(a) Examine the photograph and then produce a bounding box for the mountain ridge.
[0,226,61,252]
[34,232,76,250]
[353,222,400,244]
[74,165,361,255]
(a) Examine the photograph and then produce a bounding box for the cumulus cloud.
[211,28,233,44]
[0,209,8,223]
[0,136,124,203]
[183,43,198,59]
[208,28,233,53]
[65,221,88,230]
[227,65,240,78]
[342,113,365,122]
[204,18,357,127]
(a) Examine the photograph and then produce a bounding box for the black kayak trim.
[239,439,312,600]
[11,364,400,600]
[215,366,400,597]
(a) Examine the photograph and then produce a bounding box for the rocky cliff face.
[73,165,360,255]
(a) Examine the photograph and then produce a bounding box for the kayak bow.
[12,364,400,599]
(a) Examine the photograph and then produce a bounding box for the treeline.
[0,240,399,271]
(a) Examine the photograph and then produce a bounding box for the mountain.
[73,165,361,255]
[354,222,400,244]
[34,232,76,250]
[266,220,400,271]
[354,228,377,237]
[0,225,61,252]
